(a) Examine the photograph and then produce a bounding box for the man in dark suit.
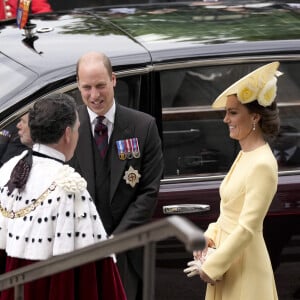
[69,51,164,300]
[272,125,300,167]
[0,113,33,166]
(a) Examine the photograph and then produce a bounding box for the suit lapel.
[109,105,133,200]
[77,106,96,199]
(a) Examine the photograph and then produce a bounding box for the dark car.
[0,1,300,299]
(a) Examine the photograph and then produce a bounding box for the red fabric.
[0,1,5,19]
[0,0,52,20]
[0,250,126,300]
[99,258,127,300]
[30,0,52,14]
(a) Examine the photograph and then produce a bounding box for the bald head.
[76,52,113,80]
[76,51,116,116]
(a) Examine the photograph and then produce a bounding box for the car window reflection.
[272,124,300,169]
[0,54,37,109]
[160,61,300,178]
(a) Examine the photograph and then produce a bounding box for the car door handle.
[162,204,210,214]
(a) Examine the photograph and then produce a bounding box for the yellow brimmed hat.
[212,62,282,108]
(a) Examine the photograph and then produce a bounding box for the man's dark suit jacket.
[69,103,163,286]
[275,147,300,167]
[0,125,28,166]
[286,147,300,166]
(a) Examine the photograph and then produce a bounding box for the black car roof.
[0,12,151,73]
[1,2,300,70]
[0,1,299,114]
[96,2,300,61]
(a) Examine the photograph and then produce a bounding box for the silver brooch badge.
[123,166,141,188]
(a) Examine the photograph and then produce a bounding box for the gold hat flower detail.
[257,76,278,107]
[212,62,283,108]
[237,76,259,104]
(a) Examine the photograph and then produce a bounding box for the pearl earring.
[252,123,256,131]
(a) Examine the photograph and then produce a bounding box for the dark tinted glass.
[160,61,300,177]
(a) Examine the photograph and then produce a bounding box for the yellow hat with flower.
[212,61,283,108]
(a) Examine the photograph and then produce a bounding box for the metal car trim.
[115,66,154,77]
[162,102,300,116]
[161,174,225,184]
[160,170,300,185]
[151,55,300,72]
[36,27,54,33]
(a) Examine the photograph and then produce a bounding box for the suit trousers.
[117,252,142,300]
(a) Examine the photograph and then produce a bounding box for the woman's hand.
[193,248,206,262]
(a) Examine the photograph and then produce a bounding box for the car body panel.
[0,13,151,114]
[0,13,151,72]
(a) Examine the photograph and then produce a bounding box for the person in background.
[70,51,164,300]
[16,113,33,148]
[0,93,126,300]
[0,113,33,167]
[185,62,281,300]
[272,124,300,167]
[0,0,52,20]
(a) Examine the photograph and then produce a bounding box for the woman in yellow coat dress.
[190,62,281,300]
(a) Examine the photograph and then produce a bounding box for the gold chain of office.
[0,183,57,219]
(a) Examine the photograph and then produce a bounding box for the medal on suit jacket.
[125,139,133,159]
[132,138,140,158]
[0,130,11,139]
[116,140,126,160]
[116,138,140,160]
[123,166,141,188]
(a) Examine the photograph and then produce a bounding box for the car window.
[0,75,142,166]
[160,61,300,177]
[0,54,38,110]
[1,61,299,176]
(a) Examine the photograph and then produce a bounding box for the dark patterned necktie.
[94,116,108,158]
